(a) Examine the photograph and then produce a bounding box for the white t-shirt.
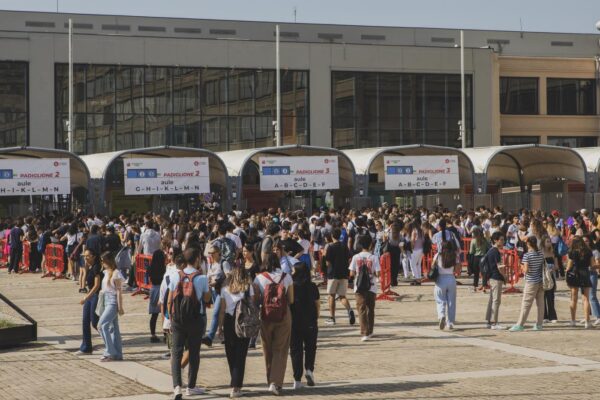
[101,269,125,294]
[253,269,293,295]
[349,251,381,294]
[222,286,255,316]
[226,232,242,249]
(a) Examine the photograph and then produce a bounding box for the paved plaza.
[2,271,600,400]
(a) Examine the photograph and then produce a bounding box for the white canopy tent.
[81,146,228,213]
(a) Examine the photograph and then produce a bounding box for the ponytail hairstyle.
[526,236,539,252]
[439,218,448,243]
[441,240,457,269]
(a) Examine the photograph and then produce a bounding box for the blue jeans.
[99,295,123,359]
[590,272,600,318]
[207,288,221,340]
[80,292,99,353]
[434,274,457,323]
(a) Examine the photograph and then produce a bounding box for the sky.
[1,0,600,34]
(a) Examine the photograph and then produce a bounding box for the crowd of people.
[2,203,600,399]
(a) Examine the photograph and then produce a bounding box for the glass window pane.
[202,69,227,115]
[0,62,27,113]
[228,70,254,116]
[255,70,275,116]
[87,66,114,114]
[500,136,540,145]
[173,114,199,147]
[547,78,595,115]
[145,67,171,114]
[0,112,27,147]
[201,116,227,151]
[173,68,200,114]
[116,114,145,150]
[87,113,115,153]
[146,114,170,147]
[499,77,538,114]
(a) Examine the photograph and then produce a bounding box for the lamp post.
[460,30,466,149]
[274,24,281,147]
[68,18,73,153]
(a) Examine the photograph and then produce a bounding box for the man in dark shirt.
[279,222,303,258]
[104,226,122,253]
[324,227,355,326]
[484,232,506,330]
[85,225,104,255]
[8,221,24,274]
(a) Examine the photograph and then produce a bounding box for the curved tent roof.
[462,145,587,187]
[573,147,600,173]
[217,145,356,187]
[342,145,474,185]
[80,146,228,188]
[0,146,90,189]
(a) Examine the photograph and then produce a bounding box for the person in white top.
[348,234,380,342]
[98,251,125,361]
[218,266,257,398]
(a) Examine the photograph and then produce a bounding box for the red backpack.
[170,271,202,325]
[261,272,288,322]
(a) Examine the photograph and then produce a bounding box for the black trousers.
[471,255,482,287]
[223,314,250,388]
[388,245,401,286]
[8,246,22,273]
[171,316,206,389]
[544,274,558,321]
[290,323,318,381]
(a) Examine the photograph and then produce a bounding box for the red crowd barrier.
[43,244,65,279]
[18,241,31,273]
[0,238,7,268]
[501,248,521,294]
[133,254,153,298]
[376,252,399,301]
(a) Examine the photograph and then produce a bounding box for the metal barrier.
[18,241,31,273]
[501,248,521,294]
[0,238,7,268]
[376,252,399,301]
[42,244,65,279]
[133,254,153,298]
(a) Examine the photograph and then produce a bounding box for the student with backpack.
[483,232,507,330]
[349,234,380,342]
[218,266,259,398]
[289,262,320,390]
[432,240,461,330]
[253,253,294,396]
[167,247,211,400]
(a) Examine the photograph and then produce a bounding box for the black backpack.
[355,257,373,293]
[170,271,202,325]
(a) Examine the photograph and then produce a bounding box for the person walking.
[324,227,355,326]
[469,227,489,292]
[202,245,231,347]
[289,262,320,390]
[98,251,125,361]
[167,247,211,400]
[349,234,380,341]
[7,221,24,274]
[77,249,102,354]
[433,240,461,330]
[254,253,294,396]
[541,234,558,323]
[509,236,545,332]
[409,219,424,284]
[148,248,166,343]
[219,266,256,398]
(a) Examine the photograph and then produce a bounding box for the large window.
[547,136,597,148]
[0,62,28,147]
[499,77,538,115]
[500,136,540,146]
[332,72,472,148]
[56,64,308,153]
[547,78,596,115]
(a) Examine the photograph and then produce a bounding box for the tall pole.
[460,29,466,148]
[275,24,281,147]
[68,18,73,153]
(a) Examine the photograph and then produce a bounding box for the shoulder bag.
[427,254,439,281]
[542,259,554,291]
[95,290,105,317]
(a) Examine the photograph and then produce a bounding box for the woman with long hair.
[409,219,424,285]
[219,266,255,398]
[385,221,401,287]
[98,251,125,361]
[433,240,461,330]
[509,236,545,332]
[469,227,489,292]
[541,233,558,323]
[567,236,593,328]
[148,247,167,343]
[77,249,102,355]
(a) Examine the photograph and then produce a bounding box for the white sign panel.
[259,156,340,191]
[124,157,210,195]
[384,155,460,190]
[0,158,70,196]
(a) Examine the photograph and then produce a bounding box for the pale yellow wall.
[497,56,600,145]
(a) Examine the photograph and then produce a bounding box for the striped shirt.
[522,250,544,284]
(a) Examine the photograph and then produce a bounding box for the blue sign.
[126,169,158,179]
[262,166,291,176]
[386,166,413,175]
[0,169,13,179]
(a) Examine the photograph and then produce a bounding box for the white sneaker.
[594,318,600,326]
[367,334,374,339]
[491,324,506,330]
[361,336,369,342]
[584,321,593,329]
[185,387,205,396]
[551,320,558,324]
[173,386,182,399]
[293,381,304,390]
[268,383,281,396]
[569,320,576,327]
[543,319,549,323]
[447,323,454,330]
[305,369,315,386]
[230,389,243,398]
